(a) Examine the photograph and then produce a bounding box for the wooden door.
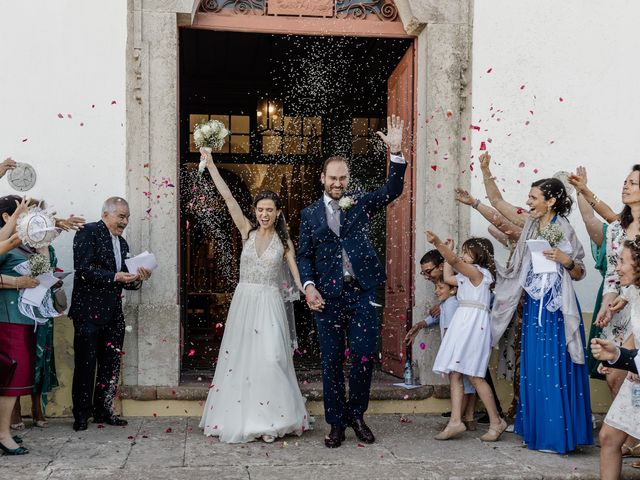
[381,43,416,377]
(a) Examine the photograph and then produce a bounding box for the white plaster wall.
[0,0,128,281]
[470,1,640,312]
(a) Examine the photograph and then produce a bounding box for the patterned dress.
[604,285,640,438]
[599,221,632,346]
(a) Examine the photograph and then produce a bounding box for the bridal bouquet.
[194,120,230,174]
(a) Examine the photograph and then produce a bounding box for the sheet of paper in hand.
[527,239,558,274]
[125,251,158,273]
[22,272,60,307]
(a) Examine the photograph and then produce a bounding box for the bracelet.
[565,260,575,271]
[472,199,480,209]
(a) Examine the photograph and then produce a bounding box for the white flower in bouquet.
[539,223,564,247]
[194,120,231,173]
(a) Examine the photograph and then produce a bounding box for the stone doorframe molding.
[124,0,473,389]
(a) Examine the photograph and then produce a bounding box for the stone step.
[120,370,447,402]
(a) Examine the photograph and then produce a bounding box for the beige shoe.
[434,422,466,440]
[480,418,507,442]
[261,434,275,443]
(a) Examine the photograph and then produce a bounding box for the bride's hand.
[199,147,214,169]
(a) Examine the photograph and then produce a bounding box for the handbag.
[53,288,68,313]
[0,351,17,387]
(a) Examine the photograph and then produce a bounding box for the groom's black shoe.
[93,415,128,426]
[324,425,346,448]
[72,418,88,431]
[348,418,375,444]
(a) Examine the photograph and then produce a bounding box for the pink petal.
[518,162,525,168]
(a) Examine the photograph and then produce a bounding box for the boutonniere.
[338,196,355,211]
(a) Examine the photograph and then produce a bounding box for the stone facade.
[124,0,473,389]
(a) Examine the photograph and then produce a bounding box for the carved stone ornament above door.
[268,0,334,17]
[198,0,399,21]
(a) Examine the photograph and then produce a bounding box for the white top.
[438,296,459,339]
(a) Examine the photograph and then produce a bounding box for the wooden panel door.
[381,43,415,377]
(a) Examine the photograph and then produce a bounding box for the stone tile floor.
[3,415,640,479]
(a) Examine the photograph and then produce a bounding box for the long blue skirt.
[514,291,593,454]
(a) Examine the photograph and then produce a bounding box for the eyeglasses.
[420,267,437,277]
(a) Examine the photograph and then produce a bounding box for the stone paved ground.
[3,415,640,479]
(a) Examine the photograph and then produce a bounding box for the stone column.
[124,0,199,387]
[397,0,474,385]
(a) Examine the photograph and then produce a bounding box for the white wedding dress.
[199,230,310,443]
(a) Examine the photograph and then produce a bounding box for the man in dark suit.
[297,115,407,448]
[70,197,151,431]
[591,338,639,374]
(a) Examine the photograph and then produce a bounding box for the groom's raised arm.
[296,209,316,287]
[365,155,407,213]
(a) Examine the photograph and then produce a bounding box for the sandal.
[622,442,640,457]
[33,419,48,428]
[480,418,508,442]
[261,435,275,443]
[10,422,25,431]
[462,418,477,431]
[632,460,640,469]
[434,422,466,440]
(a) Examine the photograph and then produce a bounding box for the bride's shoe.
[262,435,275,443]
[480,418,507,442]
[434,422,466,440]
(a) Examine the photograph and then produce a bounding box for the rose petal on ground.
[419,342,426,350]
[518,162,525,168]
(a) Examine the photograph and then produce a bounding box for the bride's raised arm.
[200,148,252,238]
[480,152,527,228]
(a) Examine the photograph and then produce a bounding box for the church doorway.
[178,28,414,380]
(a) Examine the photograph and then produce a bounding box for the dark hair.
[0,195,22,227]
[623,235,640,286]
[531,177,573,217]
[620,164,640,229]
[248,191,290,251]
[322,156,349,175]
[420,249,444,266]
[461,237,496,288]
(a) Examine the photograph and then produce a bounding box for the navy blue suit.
[297,160,407,426]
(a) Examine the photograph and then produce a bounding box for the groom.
[297,115,407,448]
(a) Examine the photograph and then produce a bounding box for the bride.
[198,148,310,443]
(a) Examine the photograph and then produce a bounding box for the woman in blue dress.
[481,155,592,454]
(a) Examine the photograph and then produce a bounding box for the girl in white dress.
[198,149,310,443]
[426,232,507,442]
[595,237,640,479]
